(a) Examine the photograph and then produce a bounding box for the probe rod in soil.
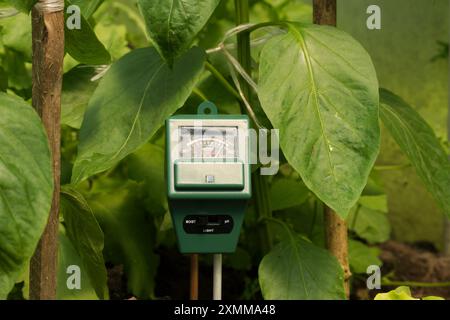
[213,254,222,300]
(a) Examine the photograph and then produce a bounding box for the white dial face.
[179,126,238,160]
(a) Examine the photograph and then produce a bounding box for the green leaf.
[65,1,111,65]
[61,65,98,129]
[0,12,32,60]
[2,49,32,91]
[422,296,445,300]
[126,143,167,216]
[7,0,36,12]
[270,178,310,211]
[258,23,380,218]
[69,0,103,18]
[86,178,159,298]
[61,186,108,300]
[358,194,387,213]
[94,22,130,61]
[137,0,220,63]
[0,93,53,299]
[362,174,386,196]
[380,89,450,216]
[57,228,99,300]
[348,239,381,274]
[374,286,418,300]
[223,247,252,271]
[347,206,390,244]
[259,231,345,299]
[72,46,205,184]
[375,286,445,300]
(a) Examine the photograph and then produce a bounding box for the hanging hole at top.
[197,101,218,115]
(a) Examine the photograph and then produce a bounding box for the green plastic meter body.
[166,105,251,253]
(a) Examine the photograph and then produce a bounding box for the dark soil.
[108,240,450,300]
[106,263,134,300]
[107,248,251,300]
[353,240,450,300]
[153,247,249,300]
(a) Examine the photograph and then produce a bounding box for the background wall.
[337,0,449,249]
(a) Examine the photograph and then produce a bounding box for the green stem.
[205,61,241,100]
[235,0,273,252]
[382,278,450,288]
[262,216,294,241]
[235,1,252,104]
[193,87,208,101]
[373,163,411,171]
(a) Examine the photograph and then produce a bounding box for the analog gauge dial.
[179,126,238,160]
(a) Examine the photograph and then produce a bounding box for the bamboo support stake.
[313,0,351,299]
[29,0,64,300]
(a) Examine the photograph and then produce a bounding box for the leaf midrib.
[287,25,337,183]
[111,63,165,159]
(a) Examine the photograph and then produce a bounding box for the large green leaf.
[94,22,130,61]
[258,23,380,218]
[61,186,108,300]
[70,0,103,18]
[72,46,205,184]
[259,231,345,299]
[347,206,390,244]
[0,12,32,60]
[270,178,310,211]
[85,178,159,299]
[126,143,167,216]
[137,0,220,63]
[348,239,381,274]
[0,93,53,299]
[380,89,450,216]
[57,228,99,300]
[61,65,99,129]
[7,0,36,12]
[2,49,32,91]
[65,1,111,65]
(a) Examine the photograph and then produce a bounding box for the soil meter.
[166,102,251,253]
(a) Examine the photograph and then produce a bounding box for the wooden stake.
[313,0,337,26]
[445,16,450,256]
[29,4,64,300]
[313,0,351,299]
[324,206,351,298]
[190,254,199,300]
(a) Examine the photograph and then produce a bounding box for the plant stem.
[382,279,450,288]
[262,216,294,242]
[234,0,273,253]
[235,1,251,107]
[205,61,241,100]
[373,163,411,171]
[313,0,351,299]
[193,87,208,101]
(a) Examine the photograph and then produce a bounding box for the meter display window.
[179,126,239,160]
